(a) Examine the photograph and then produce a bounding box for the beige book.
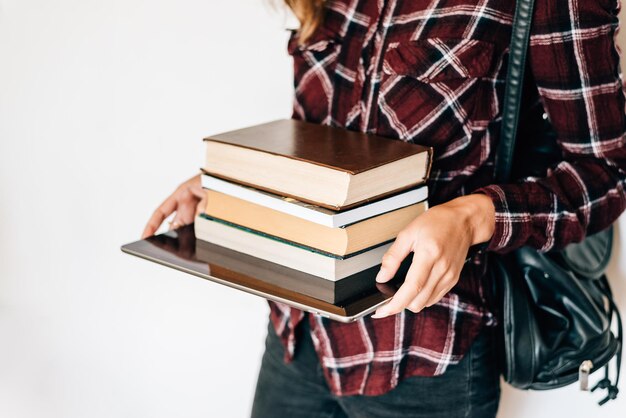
[205,190,426,257]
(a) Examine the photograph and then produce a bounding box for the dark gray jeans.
[251,319,500,418]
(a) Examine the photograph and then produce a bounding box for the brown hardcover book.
[205,190,426,257]
[203,119,432,210]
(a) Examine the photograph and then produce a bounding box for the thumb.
[195,193,207,218]
[189,182,206,201]
[376,233,413,283]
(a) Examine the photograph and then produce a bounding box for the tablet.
[121,224,408,322]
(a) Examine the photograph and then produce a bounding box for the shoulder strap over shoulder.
[494,0,537,183]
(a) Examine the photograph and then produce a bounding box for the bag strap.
[592,276,622,405]
[496,0,622,404]
[494,0,536,183]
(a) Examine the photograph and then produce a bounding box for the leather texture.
[491,0,622,404]
[490,246,620,389]
[494,0,535,184]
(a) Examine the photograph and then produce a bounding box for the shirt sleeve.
[476,0,626,253]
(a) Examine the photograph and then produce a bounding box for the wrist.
[446,194,496,245]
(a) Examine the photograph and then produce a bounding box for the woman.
[143,0,626,416]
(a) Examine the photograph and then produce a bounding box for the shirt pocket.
[287,28,342,124]
[377,38,499,152]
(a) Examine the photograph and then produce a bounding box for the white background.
[0,1,625,417]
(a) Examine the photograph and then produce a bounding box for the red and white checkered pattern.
[271,0,626,396]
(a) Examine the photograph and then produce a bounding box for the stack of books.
[194,119,431,302]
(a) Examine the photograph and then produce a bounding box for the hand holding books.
[139,119,444,312]
[371,194,495,318]
[142,174,206,239]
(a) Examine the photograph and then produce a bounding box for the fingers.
[368,200,477,318]
[405,263,449,314]
[189,182,206,200]
[172,186,208,229]
[372,259,462,318]
[141,178,205,238]
[425,268,460,308]
[425,283,451,308]
[376,232,414,283]
[195,190,208,218]
[171,189,198,228]
[142,195,178,238]
[372,252,433,318]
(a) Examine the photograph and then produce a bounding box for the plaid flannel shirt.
[269,0,626,396]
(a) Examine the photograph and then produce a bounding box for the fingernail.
[371,310,388,319]
[375,269,386,283]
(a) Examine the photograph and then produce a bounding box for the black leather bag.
[489,0,622,404]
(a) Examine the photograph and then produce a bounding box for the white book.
[194,215,391,281]
[201,174,428,228]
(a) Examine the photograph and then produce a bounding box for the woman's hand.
[371,194,495,318]
[141,174,206,238]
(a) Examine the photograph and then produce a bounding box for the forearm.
[474,0,626,253]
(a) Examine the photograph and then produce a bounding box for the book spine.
[199,214,392,259]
